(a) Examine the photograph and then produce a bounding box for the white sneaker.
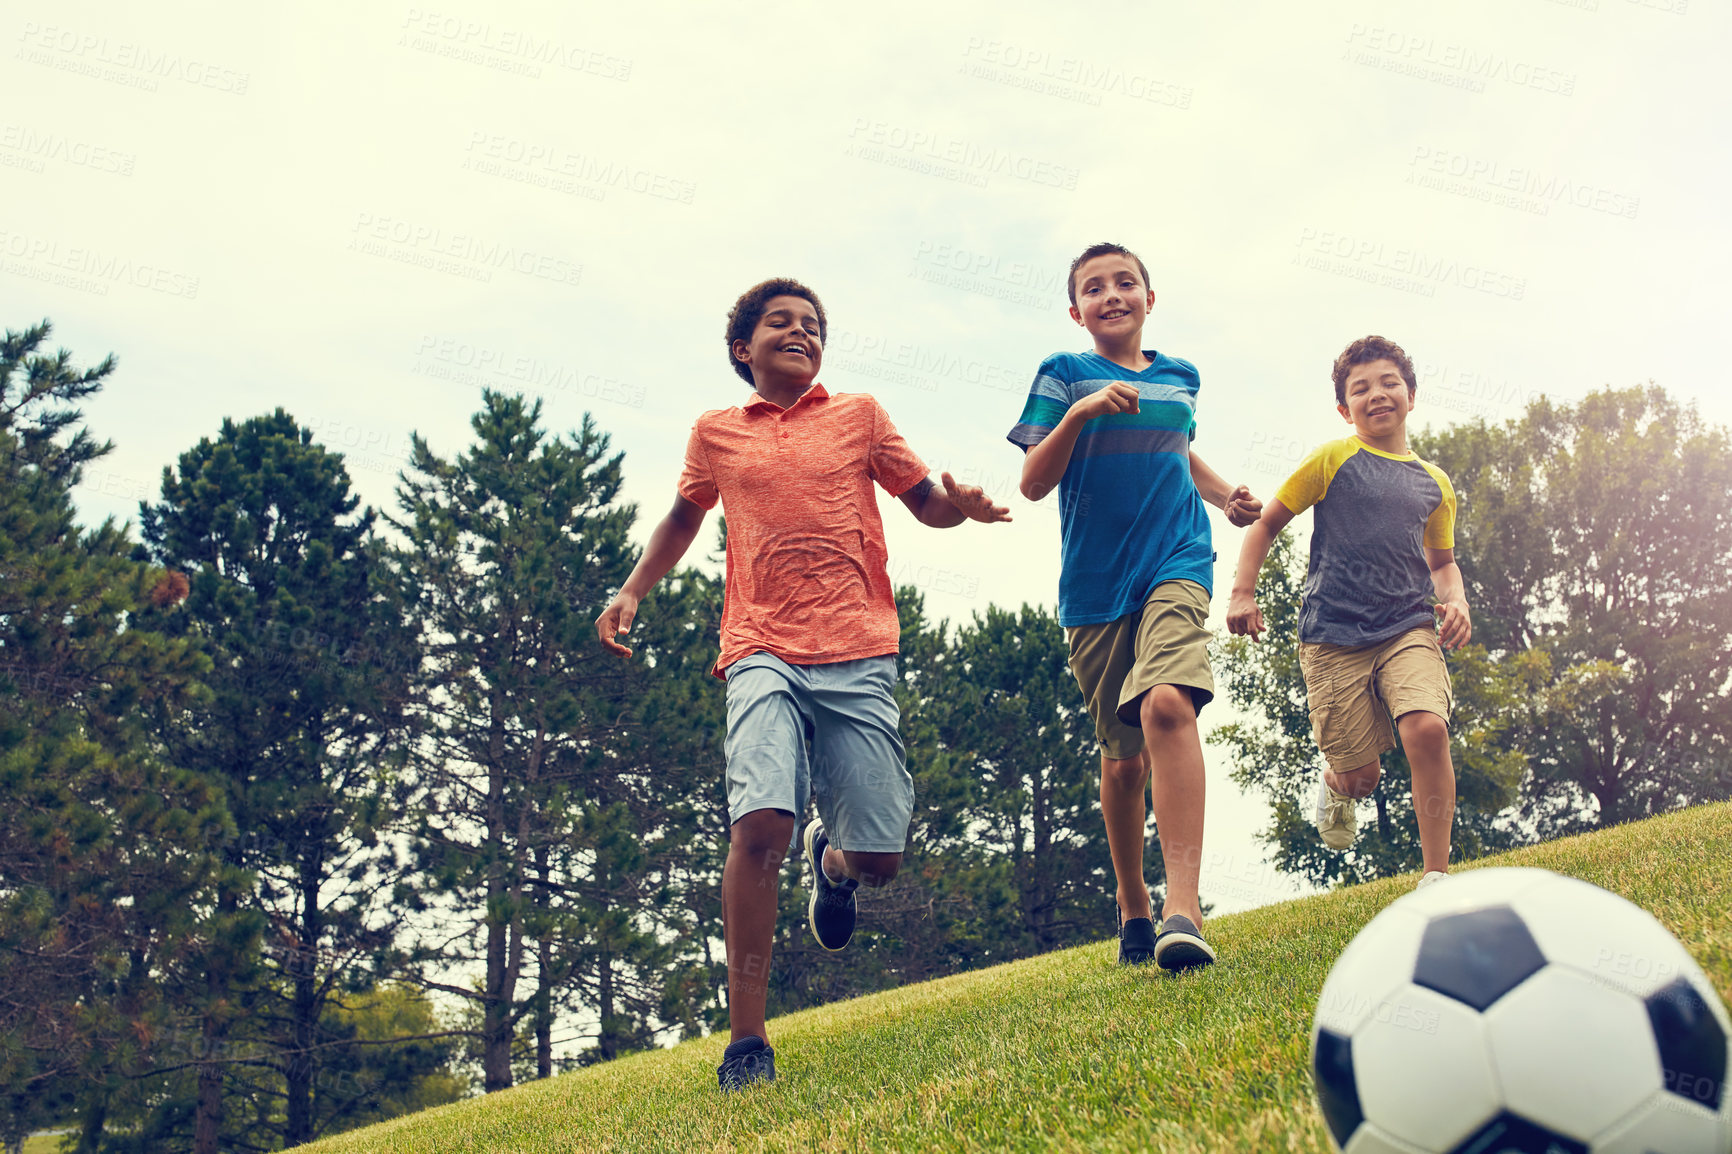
[1416,870,1447,891]
[1314,778,1357,851]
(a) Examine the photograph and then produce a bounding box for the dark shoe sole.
[1154,917,1217,973]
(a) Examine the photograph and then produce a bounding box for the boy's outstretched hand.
[941,472,1013,523]
[1435,598,1472,649]
[1223,485,1262,527]
[595,591,641,658]
[1225,591,1265,641]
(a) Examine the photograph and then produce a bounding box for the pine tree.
[138,410,420,1150]
[0,322,220,1153]
[393,392,686,1087]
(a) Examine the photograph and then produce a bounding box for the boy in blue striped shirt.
[1007,242,1260,970]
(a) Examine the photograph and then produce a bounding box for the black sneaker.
[717,1035,776,1092]
[803,820,857,952]
[1153,914,1217,973]
[1118,915,1157,965]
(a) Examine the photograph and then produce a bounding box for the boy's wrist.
[1058,403,1096,430]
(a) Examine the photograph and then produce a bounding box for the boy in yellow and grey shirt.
[1226,335,1471,888]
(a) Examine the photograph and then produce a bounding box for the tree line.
[0,322,1116,1152]
[3,319,1728,1150]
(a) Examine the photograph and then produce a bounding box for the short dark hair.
[1067,242,1151,307]
[1332,335,1417,406]
[724,278,828,385]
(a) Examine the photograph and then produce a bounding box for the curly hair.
[1331,335,1417,406]
[724,278,828,385]
[1067,242,1151,307]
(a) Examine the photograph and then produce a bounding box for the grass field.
[302,803,1732,1153]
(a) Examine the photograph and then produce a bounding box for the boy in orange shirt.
[596,278,1009,1091]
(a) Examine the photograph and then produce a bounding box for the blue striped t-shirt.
[1006,350,1213,627]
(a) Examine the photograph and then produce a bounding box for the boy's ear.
[1069,305,1084,326]
[1145,289,1156,310]
[1338,402,1353,424]
[1408,384,1418,410]
[732,338,751,364]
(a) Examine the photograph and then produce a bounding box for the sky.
[4,0,1728,918]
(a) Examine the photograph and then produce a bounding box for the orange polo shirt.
[678,384,930,677]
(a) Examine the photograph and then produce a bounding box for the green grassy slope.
[306,803,1732,1153]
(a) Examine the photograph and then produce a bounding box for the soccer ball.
[1310,867,1732,1153]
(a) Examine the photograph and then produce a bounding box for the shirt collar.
[744,382,829,413]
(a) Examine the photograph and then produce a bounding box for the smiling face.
[1068,254,1155,343]
[1338,358,1416,442]
[732,294,823,390]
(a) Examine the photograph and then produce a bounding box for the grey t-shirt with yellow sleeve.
[1275,436,1457,647]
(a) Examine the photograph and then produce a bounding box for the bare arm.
[1224,499,1298,641]
[1189,450,1234,509]
[1427,546,1472,649]
[1018,382,1139,500]
[1189,450,1262,526]
[898,473,1012,528]
[595,494,707,658]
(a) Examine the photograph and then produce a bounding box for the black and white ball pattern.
[1311,867,1731,1153]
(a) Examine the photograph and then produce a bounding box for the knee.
[731,809,795,861]
[841,849,907,883]
[1400,711,1450,750]
[843,851,901,887]
[1101,754,1148,792]
[1332,762,1382,798]
[1139,685,1196,735]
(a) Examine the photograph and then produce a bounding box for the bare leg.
[1140,686,1206,928]
[1100,749,1154,921]
[1397,711,1455,874]
[722,808,796,1044]
[821,847,902,889]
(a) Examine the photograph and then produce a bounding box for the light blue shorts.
[723,651,915,854]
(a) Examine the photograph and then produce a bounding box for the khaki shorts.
[1299,625,1453,773]
[1065,580,1216,761]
